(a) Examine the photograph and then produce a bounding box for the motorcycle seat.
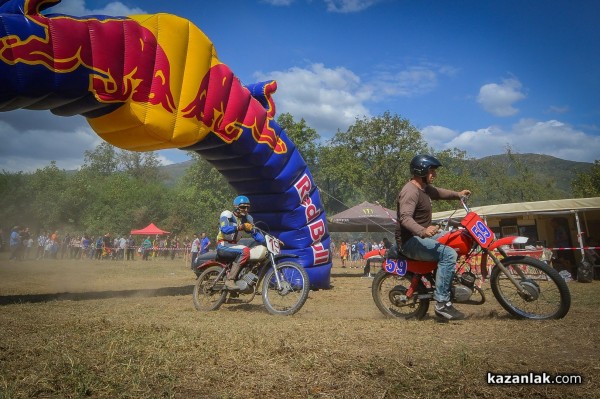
[195,250,218,264]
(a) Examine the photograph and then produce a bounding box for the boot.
[225,261,242,290]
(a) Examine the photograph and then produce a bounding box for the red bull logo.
[0,0,175,112]
[182,64,287,154]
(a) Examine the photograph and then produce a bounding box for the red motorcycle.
[372,197,571,320]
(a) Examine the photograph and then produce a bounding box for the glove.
[242,222,253,232]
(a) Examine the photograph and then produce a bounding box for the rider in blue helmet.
[396,154,471,320]
[216,195,265,290]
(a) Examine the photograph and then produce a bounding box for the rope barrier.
[547,246,599,251]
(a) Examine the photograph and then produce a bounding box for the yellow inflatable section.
[88,13,222,151]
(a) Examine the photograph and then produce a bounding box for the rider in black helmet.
[396,154,471,320]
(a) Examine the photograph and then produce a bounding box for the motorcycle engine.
[235,269,258,293]
[452,284,473,303]
[459,271,476,288]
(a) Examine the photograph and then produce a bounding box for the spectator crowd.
[4,225,210,262]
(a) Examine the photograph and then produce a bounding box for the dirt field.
[0,254,598,398]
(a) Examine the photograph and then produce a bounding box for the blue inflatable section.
[184,82,332,289]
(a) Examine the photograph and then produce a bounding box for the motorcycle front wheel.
[193,265,228,311]
[371,270,429,320]
[490,256,571,320]
[261,261,310,316]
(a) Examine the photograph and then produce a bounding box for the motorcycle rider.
[396,154,471,320]
[217,195,265,290]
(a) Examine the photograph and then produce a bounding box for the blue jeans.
[401,232,458,303]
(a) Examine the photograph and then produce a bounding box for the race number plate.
[461,212,495,249]
[383,259,408,276]
[265,235,281,255]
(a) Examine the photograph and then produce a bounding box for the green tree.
[28,161,70,230]
[0,171,31,230]
[82,142,118,176]
[431,149,479,212]
[317,111,428,213]
[276,113,321,172]
[473,147,562,204]
[171,153,234,236]
[118,150,165,183]
[572,160,600,197]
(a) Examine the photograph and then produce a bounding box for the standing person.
[8,226,21,261]
[200,232,211,254]
[126,235,136,261]
[357,239,366,268]
[35,231,47,260]
[190,233,200,267]
[339,241,348,268]
[118,236,127,260]
[216,195,264,290]
[24,230,34,259]
[350,241,359,268]
[141,236,152,260]
[49,230,59,259]
[60,234,70,259]
[396,154,471,321]
[17,227,30,260]
[81,235,90,259]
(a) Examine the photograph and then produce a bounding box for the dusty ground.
[0,254,598,398]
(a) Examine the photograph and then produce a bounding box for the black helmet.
[410,154,442,177]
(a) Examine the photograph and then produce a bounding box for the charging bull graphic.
[0,0,332,288]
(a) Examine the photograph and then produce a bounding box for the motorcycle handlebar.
[253,225,285,247]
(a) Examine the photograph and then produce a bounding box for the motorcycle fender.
[487,236,529,251]
[196,260,227,273]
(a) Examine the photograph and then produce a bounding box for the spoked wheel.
[371,270,429,320]
[261,261,310,316]
[490,256,571,319]
[193,265,228,311]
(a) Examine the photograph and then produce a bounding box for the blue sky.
[1,0,599,172]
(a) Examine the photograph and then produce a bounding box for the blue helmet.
[233,195,251,207]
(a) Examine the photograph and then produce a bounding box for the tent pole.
[573,211,585,258]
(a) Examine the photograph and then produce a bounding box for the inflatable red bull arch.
[0,0,332,288]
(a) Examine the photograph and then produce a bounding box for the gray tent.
[327,201,396,232]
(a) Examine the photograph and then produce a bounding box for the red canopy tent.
[130,223,170,235]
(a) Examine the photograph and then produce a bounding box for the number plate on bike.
[265,235,281,255]
[461,212,495,248]
[383,259,408,276]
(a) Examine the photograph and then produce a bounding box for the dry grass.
[0,254,598,398]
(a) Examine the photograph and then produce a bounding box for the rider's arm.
[245,214,265,243]
[252,230,265,243]
[426,186,470,200]
[219,215,237,235]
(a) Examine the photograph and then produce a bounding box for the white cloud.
[422,119,600,162]
[477,78,526,117]
[368,64,451,99]
[324,0,381,13]
[254,63,371,136]
[50,0,146,16]
[0,112,102,172]
[254,62,453,137]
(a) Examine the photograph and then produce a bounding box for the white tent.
[432,197,600,258]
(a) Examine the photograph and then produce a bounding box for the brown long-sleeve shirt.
[395,180,459,245]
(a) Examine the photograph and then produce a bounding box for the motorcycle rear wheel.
[490,256,571,319]
[193,265,228,311]
[371,270,429,320]
[261,261,310,316]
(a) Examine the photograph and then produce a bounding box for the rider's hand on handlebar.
[242,222,254,232]
[458,189,471,199]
